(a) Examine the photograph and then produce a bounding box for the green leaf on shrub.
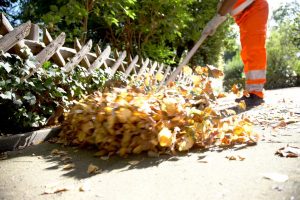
[57,87,66,93]
[23,92,37,105]
[0,61,13,73]
[0,91,12,100]
[13,99,23,106]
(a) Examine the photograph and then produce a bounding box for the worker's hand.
[202,14,227,36]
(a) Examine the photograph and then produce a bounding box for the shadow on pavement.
[4,142,203,179]
[3,136,257,180]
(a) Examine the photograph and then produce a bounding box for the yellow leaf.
[238,100,246,110]
[183,65,193,75]
[177,135,194,151]
[233,126,244,136]
[116,107,132,123]
[155,72,164,81]
[158,127,173,147]
[191,75,202,86]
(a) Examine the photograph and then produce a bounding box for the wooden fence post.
[0,13,28,58]
[124,55,139,78]
[149,61,158,75]
[0,21,31,53]
[89,45,111,73]
[111,51,127,76]
[27,23,39,41]
[43,29,65,67]
[74,37,91,68]
[159,66,171,87]
[22,32,66,81]
[137,58,150,76]
[62,39,92,72]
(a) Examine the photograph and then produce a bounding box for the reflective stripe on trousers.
[234,0,269,98]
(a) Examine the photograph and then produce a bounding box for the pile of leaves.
[58,66,258,157]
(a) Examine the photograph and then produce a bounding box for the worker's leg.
[235,0,269,99]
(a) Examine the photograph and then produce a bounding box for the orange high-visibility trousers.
[234,0,269,98]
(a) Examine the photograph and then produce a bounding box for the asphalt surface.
[0,87,299,200]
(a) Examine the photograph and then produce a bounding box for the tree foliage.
[14,0,231,66]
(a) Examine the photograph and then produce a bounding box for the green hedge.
[0,51,124,134]
[223,53,244,91]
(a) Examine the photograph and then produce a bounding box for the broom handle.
[165,33,208,84]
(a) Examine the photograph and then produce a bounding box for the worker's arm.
[202,0,238,36]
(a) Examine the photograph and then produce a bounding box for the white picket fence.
[0,13,180,84]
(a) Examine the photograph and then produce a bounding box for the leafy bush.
[223,52,244,91]
[0,51,118,134]
[265,25,299,89]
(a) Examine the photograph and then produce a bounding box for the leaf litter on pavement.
[57,66,259,157]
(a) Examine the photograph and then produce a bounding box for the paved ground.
[0,87,300,200]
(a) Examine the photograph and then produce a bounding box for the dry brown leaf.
[225,155,245,161]
[217,93,226,99]
[79,181,91,192]
[273,120,287,129]
[231,84,239,95]
[243,90,250,97]
[42,187,69,195]
[275,146,300,158]
[238,100,246,110]
[207,65,224,78]
[87,164,101,174]
[51,149,68,156]
[63,163,75,170]
[128,160,140,165]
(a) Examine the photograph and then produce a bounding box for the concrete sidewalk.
[0,88,300,200]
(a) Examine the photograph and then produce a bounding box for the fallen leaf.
[217,93,226,99]
[61,156,72,163]
[231,84,239,95]
[272,185,283,191]
[262,172,289,182]
[51,149,59,155]
[207,65,224,78]
[238,100,246,110]
[79,181,91,192]
[155,73,164,82]
[183,66,193,76]
[225,155,245,161]
[158,127,173,147]
[87,164,101,174]
[42,187,69,195]
[63,163,75,170]
[100,156,110,160]
[275,146,300,158]
[226,155,237,160]
[128,160,140,165]
[51,149,68,156]
[273,120,287,129]
[243,90,250,97]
